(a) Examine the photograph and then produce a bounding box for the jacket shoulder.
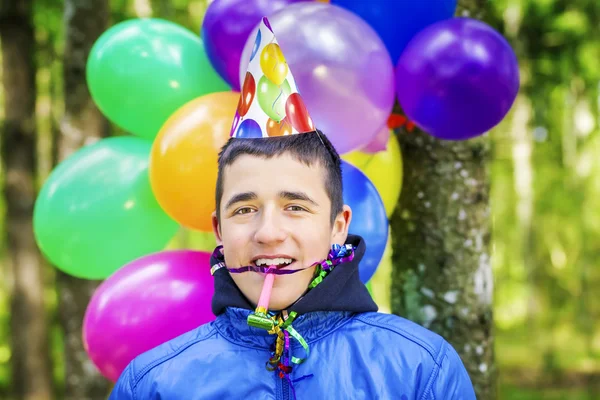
[353,312,476,399]
[129,322,218,384]
[354,312,446,362]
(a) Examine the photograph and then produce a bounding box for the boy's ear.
[331,205,352,246]
[211,211,223,246]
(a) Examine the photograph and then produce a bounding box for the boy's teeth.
[255,258,292,266]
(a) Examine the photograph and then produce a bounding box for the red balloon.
[237,72,255,117]
[266,117,292,136]
[285,93,315,133]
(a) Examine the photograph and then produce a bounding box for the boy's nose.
[253,213,288,245]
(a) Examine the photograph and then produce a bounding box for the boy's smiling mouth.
[252,255,296,269]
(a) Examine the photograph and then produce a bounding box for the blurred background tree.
[390,0,495,398]
[0,0,53,398]
[55,0,111,398]
[0,0,599,399]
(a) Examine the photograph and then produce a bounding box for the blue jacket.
[109,236,476,399]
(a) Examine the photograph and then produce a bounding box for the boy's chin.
[266,286,306,311]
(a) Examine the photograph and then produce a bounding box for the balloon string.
[363,154,376,169]
[272,88,284,120]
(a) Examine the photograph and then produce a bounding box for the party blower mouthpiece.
[247,272,276,330]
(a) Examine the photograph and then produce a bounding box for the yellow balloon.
[342,132,403,217]
[260,43,288,86]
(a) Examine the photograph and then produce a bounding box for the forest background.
[1,0,599,399]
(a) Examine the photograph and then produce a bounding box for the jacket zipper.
[281,375,290,400]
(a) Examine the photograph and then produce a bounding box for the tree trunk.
[57,0,110,398]
[390,1,495,398]
[0,1,54,399]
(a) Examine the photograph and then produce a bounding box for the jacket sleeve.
[428,342,477,399]
[108,364,135,400]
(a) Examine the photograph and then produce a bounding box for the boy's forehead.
[226,153,320,174]
[222,153,326,192]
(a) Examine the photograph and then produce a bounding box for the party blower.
[247,270,277,330]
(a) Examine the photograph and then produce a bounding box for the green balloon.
[366,281,374,298]
[33,137,179,279]
[87,18,229,140]
[257,76,291,122]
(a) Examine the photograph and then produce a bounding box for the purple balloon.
[83,250,215,382]
[239,2,395,154]
[396,18,519,140]
[202,0,309,90]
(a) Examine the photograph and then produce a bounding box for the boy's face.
[212,153,351,311]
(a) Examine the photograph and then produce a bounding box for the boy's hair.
[215,131,343,225]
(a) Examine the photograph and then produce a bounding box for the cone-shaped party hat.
[230,17,316,138]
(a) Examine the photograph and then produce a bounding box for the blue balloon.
[236,119,262,138]
[331,0,457,63]
[341,161,388,283]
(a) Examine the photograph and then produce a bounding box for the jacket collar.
[210,234,378,317]
[213,307,356,350]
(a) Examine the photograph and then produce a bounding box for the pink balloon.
[83,250,215,382]
[239,2,395,154]
[362,127,390,154]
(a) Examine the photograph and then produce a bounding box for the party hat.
[230,17,316,138]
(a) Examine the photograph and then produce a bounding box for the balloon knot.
[387,113,415,132]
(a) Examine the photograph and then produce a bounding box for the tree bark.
[0,1,54,399]
[57,0,110,398]
[390,1,495,398]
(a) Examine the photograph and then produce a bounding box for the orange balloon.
[150,91,239,232]
[266,117,292,137]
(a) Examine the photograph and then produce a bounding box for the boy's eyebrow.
[279,191,319,206]
[224,191,257,210]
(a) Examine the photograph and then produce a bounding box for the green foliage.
[486,0,600,395]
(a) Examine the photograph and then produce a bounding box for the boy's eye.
[235,207,255,215]
[286,205,306,212]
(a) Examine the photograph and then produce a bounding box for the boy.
[109,18,476,399]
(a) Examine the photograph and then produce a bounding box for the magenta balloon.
[239,2,395,154]
[83,250,215,382]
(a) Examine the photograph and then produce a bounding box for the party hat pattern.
[230,17,315,138]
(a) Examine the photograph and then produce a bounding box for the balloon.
[331,0,457,64]
[240,2,395,154]
[396,18,520,140]
[341,161,388,282]
[361,126,390,154]
[150,92,238,232]
[366,280,374,298]
[33,137,178,280]
[202,0,310,90]
[256,76,291,121]
[237,118,263,138]
[343,133,403,217]
[260,43,288,85]
[83,250,215,382]
[285,93,315,133]
[87,18,229,140]
[231,112,241,134]
[250,30,262,62]
[238,72,256,117]
[266,117,292,137]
